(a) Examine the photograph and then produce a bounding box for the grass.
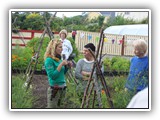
[11,74,35,108]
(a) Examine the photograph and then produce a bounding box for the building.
[115,12,148,21]
[86,11,148,23]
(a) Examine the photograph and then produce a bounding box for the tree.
[23,13,44,30]
[105,15,137,28]
[98,16,105,27]
[139,17,149,24]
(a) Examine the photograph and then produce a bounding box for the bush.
[27,37,50,71]
[12,36,80,71]
[12,46,32,71]
[111,57,130,72]
[103,56,130,73]
[105,76,131,108]
[12,37,50,71]
[67,37,80,61]
[103,58,111,71]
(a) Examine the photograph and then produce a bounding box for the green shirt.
[44,57,68,86]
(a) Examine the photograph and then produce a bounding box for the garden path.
[32,75,48,108]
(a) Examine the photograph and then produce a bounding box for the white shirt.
[127,87,148,108]
[60,38,73,60]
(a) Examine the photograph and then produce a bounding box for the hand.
[61,60,68,66]
[81,71,91,77]
[67,61,73,68]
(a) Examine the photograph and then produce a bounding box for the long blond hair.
[44,39,62,61]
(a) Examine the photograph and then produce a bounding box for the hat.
[59,29,68,37]
[84,43,96,52]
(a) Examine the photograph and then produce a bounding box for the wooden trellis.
[23,12,57,90]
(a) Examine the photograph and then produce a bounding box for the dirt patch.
[32,75,49,108]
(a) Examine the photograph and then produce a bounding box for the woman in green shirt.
[44,39,69,108]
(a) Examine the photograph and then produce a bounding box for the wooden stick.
[88,48,114,108]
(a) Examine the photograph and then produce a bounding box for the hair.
[44,39,62,61]
[133,39,148,57]
[84,43,96,52]
[59,29,67,38]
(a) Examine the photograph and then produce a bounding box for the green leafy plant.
[12,46,32,71]
[111,57,130,72]
[12,74,35,108]
[103,57,111,71]
[103,56,130,73]
[67,37,80,61]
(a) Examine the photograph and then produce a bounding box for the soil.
[32,74,49,108]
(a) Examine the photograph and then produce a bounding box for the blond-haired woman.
[44,39,69,108]
[125,39,149,94]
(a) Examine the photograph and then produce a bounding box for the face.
[55,43,63,55]
[60,33,66,40]
[133,46,140,56]
[83,48,92,59]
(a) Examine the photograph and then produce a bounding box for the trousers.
[47,87,66,108]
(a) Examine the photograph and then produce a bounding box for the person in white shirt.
[127,87,148,108]
[59,29,73,60]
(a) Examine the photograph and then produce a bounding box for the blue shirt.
[125,56,149,92]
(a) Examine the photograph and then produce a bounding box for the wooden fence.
[12,30,71,49]
[75,30,148,56]
[12,30,148,56]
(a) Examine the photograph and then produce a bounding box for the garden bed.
[12,73,131,109]
[31,74,48,108]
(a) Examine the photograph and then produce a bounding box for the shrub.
[105,76,131,108]
[12,36,80,71]
[12,37,50,71]
[103,56,130,73]
[103,57,111,71]
[67,37,80,62]
[26,37,50,71]
[12,46,32,71]
[111,57,130,72]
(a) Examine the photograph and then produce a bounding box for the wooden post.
[121,35,125,56]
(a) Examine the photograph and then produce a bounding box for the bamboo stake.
[86,82,94,108]
[88,48,114,108]
[81,29,104,108]
[92,90,96,108]
[24,12,57,91]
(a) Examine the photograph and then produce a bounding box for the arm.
[56,60,68,72]
[69,41,73,54]
[75,59,92,81]
[45,58,59,80]
[81,71,92,81]
[75,59,83,79]
[62,40,73,60]
[45,58,67,80]
[64,65,68,74]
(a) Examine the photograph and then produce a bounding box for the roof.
[99,12,115,18]
[104,24,148,36]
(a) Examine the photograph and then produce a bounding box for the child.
[125,39,149,94]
